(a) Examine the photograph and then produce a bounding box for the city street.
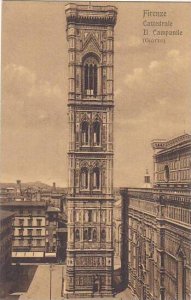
[117,288,139,300]
[15,260,136,300]
[19,265,64,300]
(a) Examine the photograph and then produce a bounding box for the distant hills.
[0,181,63,190]
[0,182,120,193]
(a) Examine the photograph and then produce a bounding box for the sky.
[1,1,191,187]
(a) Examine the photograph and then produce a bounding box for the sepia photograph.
[0,1,191,299]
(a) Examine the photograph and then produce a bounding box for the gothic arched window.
[101,229,106,242]
[84,56,98,97]
[93,121,101,146]
[101,210,106,222]
[92,229,97,242]
[83,228,92,241]
[83,229,88,241]
[75,229,80,241]
[81,167,89,190]
[76,211,81,222]
[88,228,92,241]
[92,167,100,190]
[84,211,89,222]
[93,211,97,222]
[88,210,92,222]
[81,121,89,145]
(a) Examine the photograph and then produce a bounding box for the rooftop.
[0,201,46,207]
[151,133,191,153]
[0,210,15,221]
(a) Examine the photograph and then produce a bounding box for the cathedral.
[65,3,117,298]
[120,133,191,300]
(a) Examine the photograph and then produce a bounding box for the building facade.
[0,202,59,262]
[0,211,14,275]
[65,3,117,297]
[152,133,190,189]
[113,189,122,258]
[0,211,14,298]
[120,134,191,300]
[45,206,60,260]
[1,202,46,261]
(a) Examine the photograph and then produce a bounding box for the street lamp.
[49,264,54,300]
[61,265,64,297]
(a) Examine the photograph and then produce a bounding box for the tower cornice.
[65,3,117,26]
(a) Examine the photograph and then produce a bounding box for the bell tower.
[65,3,117,298]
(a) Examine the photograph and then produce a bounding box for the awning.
[12,252,44,258]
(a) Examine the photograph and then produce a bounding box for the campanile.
[65,3,117,297]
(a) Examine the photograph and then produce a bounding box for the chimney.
[52,182,56,192]
[16,180,21,195]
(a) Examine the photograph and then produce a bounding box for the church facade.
[65,3,117,298]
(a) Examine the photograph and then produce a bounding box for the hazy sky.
[1,1,191,187]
